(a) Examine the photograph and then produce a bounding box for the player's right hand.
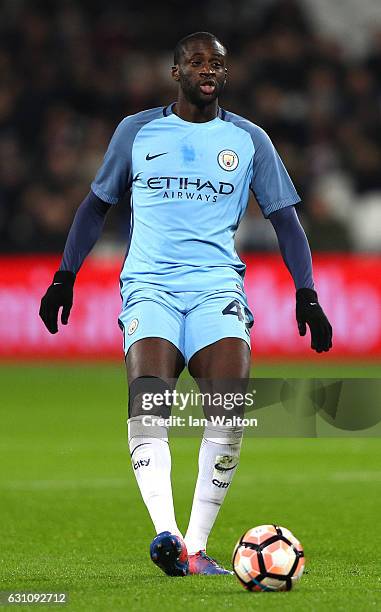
[39,270,75,334]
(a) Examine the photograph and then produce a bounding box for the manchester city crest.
[217,149,239,171]
[128,318,139,335]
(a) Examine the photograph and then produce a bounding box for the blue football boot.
[150,531,189,577]
[188,550,233,575]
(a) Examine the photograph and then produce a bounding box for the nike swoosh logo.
[53,282,63,285]
[310,302,317,306]
[146,152,168,161]
[214,463,238,472]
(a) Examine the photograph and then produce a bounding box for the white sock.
[128,415,181,537]
[184,422,243,555]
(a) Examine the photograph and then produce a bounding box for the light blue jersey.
[91,104,300,296]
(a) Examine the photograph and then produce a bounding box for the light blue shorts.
[118,288,253,364]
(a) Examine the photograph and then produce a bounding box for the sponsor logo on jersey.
[146,176,235,203]
[218,150,239,171]
[128,318,139,335]
[147,176,234,194]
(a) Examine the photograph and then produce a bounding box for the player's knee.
[128,376,173,419]
[199,384,247,420]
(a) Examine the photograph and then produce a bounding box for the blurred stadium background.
[0,0,380,362]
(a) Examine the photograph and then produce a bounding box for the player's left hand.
[296,288,332,353]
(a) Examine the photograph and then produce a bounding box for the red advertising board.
[0,254,380,360]
[243,254,381,358]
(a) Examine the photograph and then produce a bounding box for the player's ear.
[171,65,180,82]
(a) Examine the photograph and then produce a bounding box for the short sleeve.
[91,117,134,205]
[250,127,301,218]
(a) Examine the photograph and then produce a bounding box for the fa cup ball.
[232,524,305,591]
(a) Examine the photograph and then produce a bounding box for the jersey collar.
[163,102,225,122]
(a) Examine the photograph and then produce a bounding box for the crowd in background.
[1,0,381,254]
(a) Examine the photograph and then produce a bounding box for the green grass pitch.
[1,362,381,611]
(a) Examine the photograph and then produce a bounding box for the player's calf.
[128,375,180,538]
[184,421,243,556]
[128,413,181,537]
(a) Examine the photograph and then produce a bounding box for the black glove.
[39,270,75,334]
[296,288,332,353]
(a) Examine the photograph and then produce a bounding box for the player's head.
[172,32,227,106]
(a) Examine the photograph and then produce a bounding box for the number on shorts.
[222,300,244,321]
